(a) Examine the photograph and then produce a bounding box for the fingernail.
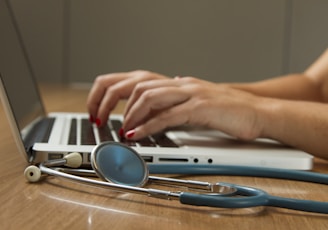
[89,115,95,123]
[95,118,101,127]
[119,128,124,137]
[126,129,135,139]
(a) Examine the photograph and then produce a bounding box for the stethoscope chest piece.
[91,142,149,187]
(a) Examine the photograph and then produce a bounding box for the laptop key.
[81,119,96,145]
[119,137,137,146]
[68,118,77,145]
[111,119,122,137]
[98,125,114,142]
[111,119,153,146]
[110,118,177,147]
[152,132,178,147]
[138,137,157,147]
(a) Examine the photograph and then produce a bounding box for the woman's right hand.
[86,70,169,126]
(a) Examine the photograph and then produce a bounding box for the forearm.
[229,48,328,102]
[257,97,328,159]
[228,73,323,102]
[228,49,328,159]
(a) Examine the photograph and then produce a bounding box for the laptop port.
[142,156,153,163]
[48,153,64,160]
[159,158,188,162]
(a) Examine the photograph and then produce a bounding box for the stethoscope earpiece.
[24,165,41,182]
[24,151,83,183]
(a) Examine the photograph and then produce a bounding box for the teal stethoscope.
[24,142,328,214]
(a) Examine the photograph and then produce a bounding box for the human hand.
[87,70,168,126]
[122,76,265,141]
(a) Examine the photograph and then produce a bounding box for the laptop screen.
[0,0,45,132]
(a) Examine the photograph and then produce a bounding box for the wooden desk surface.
[1,84,328,230]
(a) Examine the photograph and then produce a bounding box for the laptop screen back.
[0,0,45,132]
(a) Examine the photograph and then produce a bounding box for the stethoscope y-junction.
[24,141,328,214]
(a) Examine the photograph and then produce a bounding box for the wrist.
[254,97,285,141]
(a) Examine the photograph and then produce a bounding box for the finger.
[94,76,152,126]
[86,73,130,121]
[124,78,183,116]
[123,86,190,132]
[125,101,193,140]
[87,70,168,125]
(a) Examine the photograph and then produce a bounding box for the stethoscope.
[24,141,328,214]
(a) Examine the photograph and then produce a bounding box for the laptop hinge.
[25,146,35,163]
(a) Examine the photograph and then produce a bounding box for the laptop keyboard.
[68,118,178,148]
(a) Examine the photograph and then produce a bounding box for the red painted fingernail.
[89,115,95,123]
[126,130,135,139]
[95,118,101,127]
[119,128,124,137]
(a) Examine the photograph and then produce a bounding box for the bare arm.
[230,48,328,159]
[255,97,328,160]
[229,48,328,102]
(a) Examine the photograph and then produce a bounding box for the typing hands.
[87,70,264,141]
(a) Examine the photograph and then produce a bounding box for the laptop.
[0,0,313,170]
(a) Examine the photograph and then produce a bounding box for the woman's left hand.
[122,76,264,141]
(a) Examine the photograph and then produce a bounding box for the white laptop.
[0,0,313,170]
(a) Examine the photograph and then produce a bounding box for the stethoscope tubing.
[148,164,328,185]
[181,184,269,208]
[40,164,328,214]
[267,195,328,214]
[148,164,328,213]
[180,183,328,214]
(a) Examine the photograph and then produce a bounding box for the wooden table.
[1,84,328,230]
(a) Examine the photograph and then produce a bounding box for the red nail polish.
[89,115,95,123]
[126,130,135,139]
[119,128,124,137]
[95,118,101,127]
